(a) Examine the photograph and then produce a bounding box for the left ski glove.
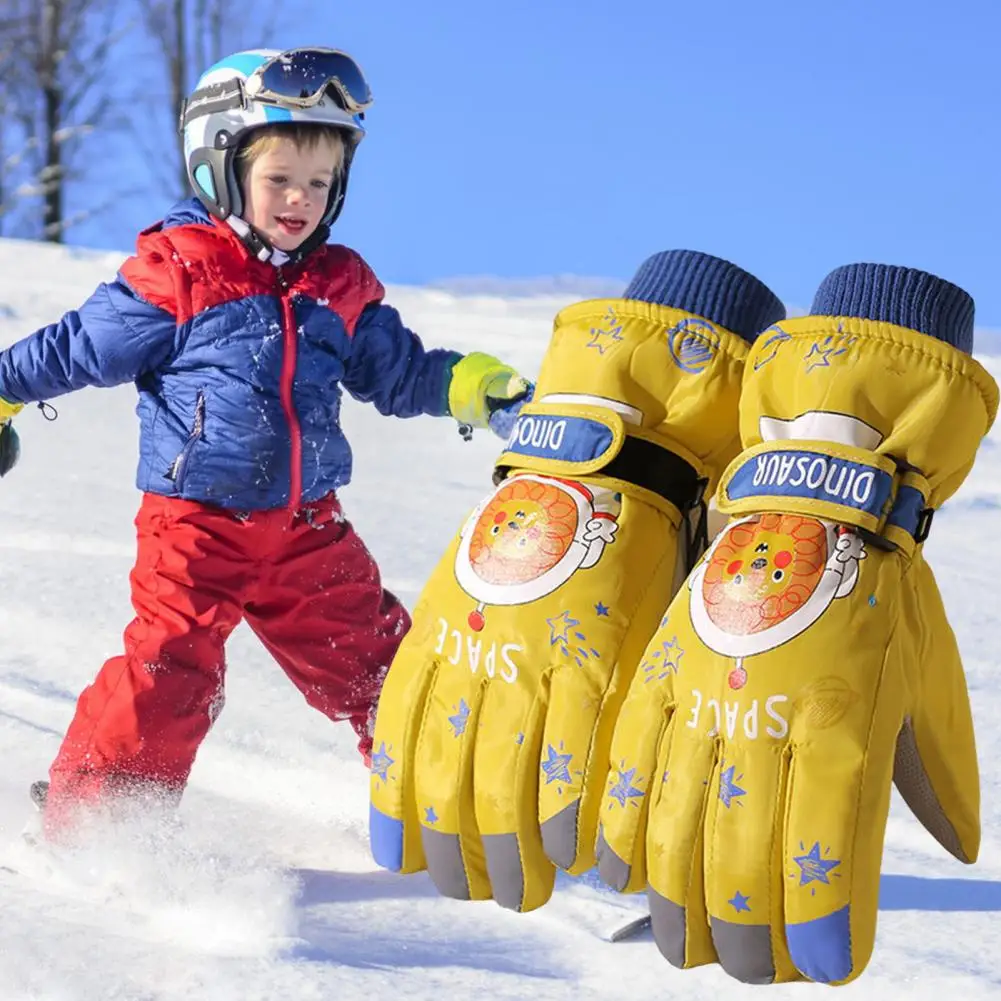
[597,264,999,985]
[447,351,531,430]
[0,396,23,477]
[369,250,785,913]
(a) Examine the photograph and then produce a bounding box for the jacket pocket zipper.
[166,390,206,490]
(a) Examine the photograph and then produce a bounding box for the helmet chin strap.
[225,213,330,266]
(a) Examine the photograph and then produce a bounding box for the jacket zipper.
[276,267,303,511]
[167,389,206,490]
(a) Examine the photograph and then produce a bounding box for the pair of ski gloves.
[370,270,999,985]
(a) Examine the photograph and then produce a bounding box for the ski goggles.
[0,420,19,477]
[243,48,373,116]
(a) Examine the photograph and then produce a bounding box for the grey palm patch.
[540,800,581,870]
[710,916,775,984]
[648,888,686,968]
[421,828,470,900]
[482,833,525,910]
[595,828,631,892]
[894,717,967,861]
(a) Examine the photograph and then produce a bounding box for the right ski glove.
[597,264,998,985]
[369,250,784,913]
[447,352,532,430]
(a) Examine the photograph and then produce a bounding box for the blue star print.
[587,309,624,355]
[642,636,684,683]
[546,610,579,646]
[793,842,842,887]
[608,767,645,808]
[718,764,746,808]
[424,806,439,825]
[595,601,610,617]
[542,744,574,785]
[370,742,394,783]
[448,699,471,737]
[804,335,854,373]
[728,890,751,913]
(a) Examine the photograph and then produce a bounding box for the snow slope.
[0,238,1000,1001]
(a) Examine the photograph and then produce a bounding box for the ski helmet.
[179,48,372,231]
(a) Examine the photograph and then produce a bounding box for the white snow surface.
[0,238,1000,1000]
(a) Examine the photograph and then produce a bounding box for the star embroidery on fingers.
[608,765,645,808]
[448,699,471,737]
[718,763,746,809]
[595,601,610,617]
[424,806,439,825]
[542,743,574,785]
[728,890,751,913]
[792,841,842,892]
[370,741,395,783]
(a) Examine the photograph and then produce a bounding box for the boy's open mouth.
[276,215,307,235]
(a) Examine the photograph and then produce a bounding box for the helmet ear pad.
[187,131,244,221]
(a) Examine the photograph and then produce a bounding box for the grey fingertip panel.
[540,800,582,871]
[421,827,471,900]
[595,827,632,892]
[648,888,687,968]
[710,916,776,984]
[482,832,525,911]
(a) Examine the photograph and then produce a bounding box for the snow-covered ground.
[0,237,999,1000]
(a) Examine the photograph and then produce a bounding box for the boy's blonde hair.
[235,123,347,181]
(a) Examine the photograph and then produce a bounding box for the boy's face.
[242,137,341,251]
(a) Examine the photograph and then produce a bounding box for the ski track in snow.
[1,237,1000,999]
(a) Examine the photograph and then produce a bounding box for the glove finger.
[703,742,794,984]
[536,657,608,875]
[782,730,893,985]
[896,559,979,863]
[474,673,555,911]
[413,666,491,901]
[646,728,718,970]
[595,668,675,895]
[369,631,436,874]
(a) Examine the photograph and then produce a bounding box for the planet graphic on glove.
[455,474,621,630]
[689,513,865,689]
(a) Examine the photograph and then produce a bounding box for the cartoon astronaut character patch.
[689,513,865,690]
[455,474,621,631]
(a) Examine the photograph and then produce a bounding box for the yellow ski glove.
[447,352,531,429]
[0,396,23,477]
[597,264,999,985]
[370,251,785,912]
[0,396,23,421]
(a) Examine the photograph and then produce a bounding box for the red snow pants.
[45,491,409,832]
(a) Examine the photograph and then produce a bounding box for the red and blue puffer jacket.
[0,198,460,510]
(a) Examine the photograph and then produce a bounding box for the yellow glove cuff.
[0,397,23,422]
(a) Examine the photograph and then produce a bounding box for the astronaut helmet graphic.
[454,473,621,631]
[688,409,878,690]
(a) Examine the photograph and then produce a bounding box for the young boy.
[0,47,530,835]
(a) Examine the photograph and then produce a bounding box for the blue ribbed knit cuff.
[810,264,974,354]
[622,250,785,343]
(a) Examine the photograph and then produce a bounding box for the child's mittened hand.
[0,396,23,422]
[448,352,531,430]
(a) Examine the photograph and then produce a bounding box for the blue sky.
[74,0,1001,328]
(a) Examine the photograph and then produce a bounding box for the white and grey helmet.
[179,48,372,233]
